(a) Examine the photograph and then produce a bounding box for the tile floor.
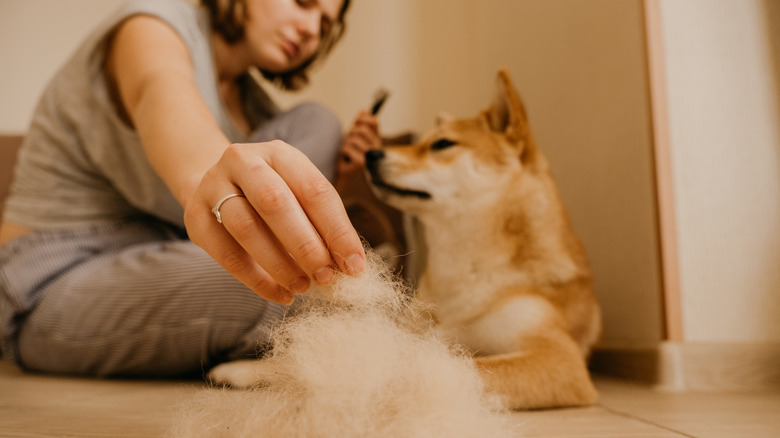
[1,360,778,437]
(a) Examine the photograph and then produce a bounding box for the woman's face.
[244,0,344,73]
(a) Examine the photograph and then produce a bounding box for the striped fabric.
[1,220,285,377]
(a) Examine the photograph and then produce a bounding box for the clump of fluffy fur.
[169,251,517,437]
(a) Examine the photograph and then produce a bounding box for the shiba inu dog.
[365,69,601,409]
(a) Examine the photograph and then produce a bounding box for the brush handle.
[370,90,389,115]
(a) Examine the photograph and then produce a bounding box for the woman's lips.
[281,38,300,60]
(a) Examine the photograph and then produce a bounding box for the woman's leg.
[250,102,343,183]
[6,221,285,377]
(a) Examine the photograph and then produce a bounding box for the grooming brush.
[342,88,391,164]
[370,88,390,115]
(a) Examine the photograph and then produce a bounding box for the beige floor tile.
[597,376,780,438]
[509,406,686,437]
[0,361,204,437]
[3,361,778,437]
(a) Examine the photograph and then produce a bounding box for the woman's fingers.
[351,115,380,145]
[239,141,366,277]
[185,141,365,304]
[228,146,331,282]
[339,113,382,168]
[226,142,364,278]
[185,193,297,305]
[216,195,311,291]
[354,110,379,131]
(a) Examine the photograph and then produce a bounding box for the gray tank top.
[3,0,278,229]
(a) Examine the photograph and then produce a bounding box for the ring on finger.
[212,193,245,224]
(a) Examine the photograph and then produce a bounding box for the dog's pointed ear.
[435,111,454,126]
[486,70,530,143]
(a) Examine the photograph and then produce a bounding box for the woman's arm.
[107,16,365,304]
[107,15,225,207]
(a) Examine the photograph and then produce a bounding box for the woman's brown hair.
[200,0,351,90]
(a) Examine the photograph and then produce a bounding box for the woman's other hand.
[337,110,382,176]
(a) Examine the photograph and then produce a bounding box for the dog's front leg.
[475,328,598,410]
[208,359,282,388]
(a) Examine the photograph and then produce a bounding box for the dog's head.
[366,70,545,216]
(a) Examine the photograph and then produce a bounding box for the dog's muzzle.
[365,149,385,176]
[364,149,431,200]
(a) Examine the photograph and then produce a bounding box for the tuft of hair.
[168,250,518,438]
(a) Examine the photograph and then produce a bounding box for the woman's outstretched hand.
[184,140,366,305]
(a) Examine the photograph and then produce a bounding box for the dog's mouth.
[371,178,432,200]
[365,149,432,200]
[366,168,431,200]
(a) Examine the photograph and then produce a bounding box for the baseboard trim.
[590,341,780,392]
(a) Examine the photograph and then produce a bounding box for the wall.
[0,0,126,133]
[280,0,664,349]
[0,1,664,349]
[659,0,780,343]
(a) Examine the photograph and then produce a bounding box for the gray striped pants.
[0,102,343,377]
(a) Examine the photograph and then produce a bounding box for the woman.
[0,0,379,377]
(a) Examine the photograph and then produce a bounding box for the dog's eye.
[430,139,457,151]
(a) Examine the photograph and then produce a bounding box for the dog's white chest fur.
[416,216,532,342]
[414,205,574,356]
[443,295,553,356]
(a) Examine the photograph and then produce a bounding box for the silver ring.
[211,193,245,224]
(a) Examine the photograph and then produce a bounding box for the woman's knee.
[288,102,342,138]
[279,102,343,181]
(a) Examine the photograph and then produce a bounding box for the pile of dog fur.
[168,251,517,437]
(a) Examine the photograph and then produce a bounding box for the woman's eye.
[320,19,332,37]
[430,138,457,151]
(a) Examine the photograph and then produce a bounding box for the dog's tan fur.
[366,69,601,409]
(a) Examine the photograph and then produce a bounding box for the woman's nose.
[296,10,321,39]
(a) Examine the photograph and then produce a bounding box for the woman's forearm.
[130,73,229,208]
[108,15,228,209]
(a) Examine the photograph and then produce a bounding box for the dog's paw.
[207,360,271,388]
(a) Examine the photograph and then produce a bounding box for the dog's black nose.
[365,149,385,164]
